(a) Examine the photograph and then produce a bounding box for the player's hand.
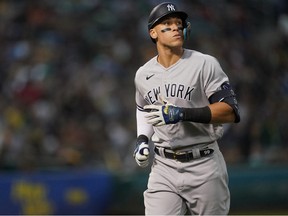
[144,103,184,126]
[133,142,150,168]
[144,104,183,126]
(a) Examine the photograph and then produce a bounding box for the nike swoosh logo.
[146,74,155,80]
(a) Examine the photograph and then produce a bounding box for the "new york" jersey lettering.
[145,83,194,104]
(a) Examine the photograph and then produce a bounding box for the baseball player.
[133,2,240,215]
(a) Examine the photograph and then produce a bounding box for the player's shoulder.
[185,49,224,75]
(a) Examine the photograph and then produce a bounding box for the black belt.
[154,146,214,162]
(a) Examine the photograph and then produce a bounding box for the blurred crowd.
[0,0,287,173]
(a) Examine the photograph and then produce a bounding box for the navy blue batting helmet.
[148,2,188,30]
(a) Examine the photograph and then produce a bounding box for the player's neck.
[157,46,184,68]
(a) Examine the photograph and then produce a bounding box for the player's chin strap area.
[154,145,214,162]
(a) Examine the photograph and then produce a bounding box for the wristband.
[136,135,149,146]
[181,106,211,123]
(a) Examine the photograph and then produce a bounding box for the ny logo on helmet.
[167,4,175,11]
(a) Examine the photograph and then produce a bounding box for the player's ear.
[149,28,157,41]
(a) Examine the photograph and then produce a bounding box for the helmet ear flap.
[183,21,191,41]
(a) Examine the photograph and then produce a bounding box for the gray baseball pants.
[144,142,230,215]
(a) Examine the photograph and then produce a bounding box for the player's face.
[150,16,184,47]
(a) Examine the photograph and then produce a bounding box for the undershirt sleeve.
[136,109,154,138]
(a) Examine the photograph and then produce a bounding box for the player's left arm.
[208,81,240,123]
[144,82,240,126]
[208,102,236,123]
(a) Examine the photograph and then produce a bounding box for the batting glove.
[144,104,184,126]
[133,135,150,168]
[134,143,150,167]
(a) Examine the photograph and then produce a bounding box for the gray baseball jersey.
[135,49,229,149]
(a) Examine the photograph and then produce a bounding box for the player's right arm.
[133,79,154,168]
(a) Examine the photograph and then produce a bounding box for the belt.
[154,146,214,162]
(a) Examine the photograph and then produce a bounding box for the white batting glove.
[134,142,150,168]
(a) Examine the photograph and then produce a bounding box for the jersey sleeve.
[134,67,154,138]
[202,55,229,98]
[135,67,149,111]
[135,88,154,138]
[135,89,147,111]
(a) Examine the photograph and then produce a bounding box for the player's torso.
[135,49,224,149]
[137,50,208,108]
